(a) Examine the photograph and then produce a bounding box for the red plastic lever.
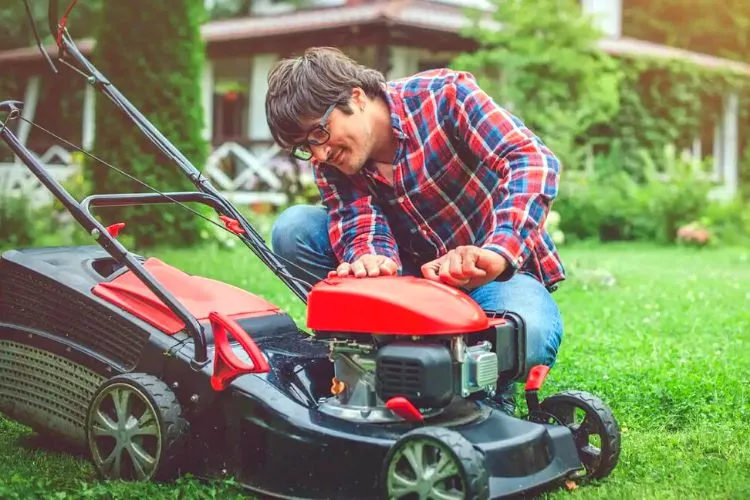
[209,311,269,391]
[219,216,245,235]
[525,364,550,391]
[105,223,126,238]
[386,397,424,422]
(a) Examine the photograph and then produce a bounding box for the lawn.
[1,240,749,499]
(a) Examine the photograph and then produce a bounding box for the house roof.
[2,0,749,76]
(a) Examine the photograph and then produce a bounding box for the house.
[0,0,746,206]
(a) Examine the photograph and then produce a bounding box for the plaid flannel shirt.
[312,69,566,288]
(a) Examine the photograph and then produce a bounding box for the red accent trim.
[307,276,490,335]
[525,365,550,391]
[105,222,126,238]
[219,216,245,234]
[385,397,424,422]
[92,258,281,335]
[209,311,269,391]
[56,0,80,48]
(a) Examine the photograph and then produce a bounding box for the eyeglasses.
[290,102,337,161]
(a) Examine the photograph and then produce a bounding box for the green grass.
[1,241,749,499]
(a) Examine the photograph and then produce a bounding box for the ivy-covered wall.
[87,0,212,248]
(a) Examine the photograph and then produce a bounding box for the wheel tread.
[542,389,620,480]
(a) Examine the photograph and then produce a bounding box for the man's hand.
[328,255,399,278]
[421,245,508,289]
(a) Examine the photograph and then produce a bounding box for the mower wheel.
[539,390,620,480]
[381,426,489,500]
[85,373,189,482]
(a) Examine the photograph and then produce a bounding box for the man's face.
[291,89,372,175]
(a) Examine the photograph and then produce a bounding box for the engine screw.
[172,382,179,389]
[190,394,199,403]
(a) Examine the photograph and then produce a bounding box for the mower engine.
[317,336,498,422]
[307,276,524,423]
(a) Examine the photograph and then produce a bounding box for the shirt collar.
[383,83,407,141]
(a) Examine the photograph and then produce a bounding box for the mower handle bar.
[81,191,225,214]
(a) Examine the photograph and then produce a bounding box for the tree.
[451,0,622,168]
[0,0,101,51]
[622,0,750,63]
[90,1,211,248]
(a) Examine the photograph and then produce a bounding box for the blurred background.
[1,3,749,498]
[0,0,748,249]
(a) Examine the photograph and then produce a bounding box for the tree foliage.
[90,0,211,248]
[452,0,622,168]
[622,0,750,63]
[0,0,101,50]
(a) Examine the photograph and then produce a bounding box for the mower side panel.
[0,330,107,448]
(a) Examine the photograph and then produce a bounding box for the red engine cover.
[92,258,282,335]
[307,276,492,335]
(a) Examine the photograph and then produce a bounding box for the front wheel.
[85,373,189,482]
[381,426,489,500]
[539,390,621,480]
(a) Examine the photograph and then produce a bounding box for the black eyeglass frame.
[290,102,337,161]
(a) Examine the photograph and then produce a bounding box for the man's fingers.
[449,250,466,278]
[439,255,468,286]
[349,259,366,277]
[460,247,486,277]
[363,256,381,277]
[421,260,440,281]
[335,262,352,277]
[380,257,398,276]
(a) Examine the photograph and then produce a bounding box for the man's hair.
[265,47,386,148]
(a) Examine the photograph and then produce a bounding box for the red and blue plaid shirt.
[312,69,566,288]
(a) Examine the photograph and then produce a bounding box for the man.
[265,47,565,415]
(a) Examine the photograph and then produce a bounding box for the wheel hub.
[387,439,464,499]
[88,384,161,480]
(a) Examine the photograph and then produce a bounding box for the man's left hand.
[421,245,508,289]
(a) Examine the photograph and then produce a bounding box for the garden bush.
[553,143,749,245]
[89,0,211,249]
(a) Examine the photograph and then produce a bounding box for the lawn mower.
[0,1,621,498]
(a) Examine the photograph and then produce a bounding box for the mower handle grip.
[81,191,226,215]
[0,100,23,114]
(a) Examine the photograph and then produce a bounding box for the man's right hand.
[328,255,399,278]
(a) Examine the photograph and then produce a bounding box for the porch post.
[720,91,739,199]
[82,83,96,150]
[202,60,215,142]
[15,75,41,161]
[388,47,419,80]
[248,53,278,144]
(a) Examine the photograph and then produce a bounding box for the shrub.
[0,191,38,248]
[90,0,211,248]
[555,145,722,244]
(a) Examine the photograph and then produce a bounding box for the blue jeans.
[271,205,564,406]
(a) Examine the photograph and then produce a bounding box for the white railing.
[0,145,78,207]
[0,141,313,208]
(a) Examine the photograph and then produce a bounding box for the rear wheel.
[85,373,188,481]
[381,426,489,500]
[539,390,620,480]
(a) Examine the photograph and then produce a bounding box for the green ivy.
[89,0,212,248]
[452,0,622,169]
[454,0,750,196]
